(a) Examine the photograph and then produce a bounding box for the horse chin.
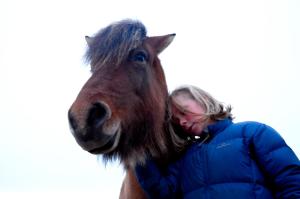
[88,128,122,154]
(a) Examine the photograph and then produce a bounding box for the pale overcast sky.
[0,0,299,198]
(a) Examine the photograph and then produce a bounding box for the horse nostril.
[68,110,78,131]
[87,102,109,129]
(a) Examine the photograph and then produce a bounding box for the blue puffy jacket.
[135,119,300,199]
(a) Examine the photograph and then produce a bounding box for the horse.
[68,19,184,198]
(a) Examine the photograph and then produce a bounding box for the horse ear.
[148,34,176,54]
[85,36,94,47]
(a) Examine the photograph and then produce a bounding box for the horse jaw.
[88,126,122,154]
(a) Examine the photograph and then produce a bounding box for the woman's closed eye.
[172,116,182,124]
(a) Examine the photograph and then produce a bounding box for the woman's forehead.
[172,97,193,113]
[172,93,206,111]
[173,92,191,100]
[173,94,194,106]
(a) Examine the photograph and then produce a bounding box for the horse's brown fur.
[119,168,146,199]
[68,19,184,198]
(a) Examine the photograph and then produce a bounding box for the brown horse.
[68,19,184,198]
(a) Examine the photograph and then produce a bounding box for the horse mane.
[85,19,147,71]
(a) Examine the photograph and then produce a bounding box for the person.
[135,85,300,199]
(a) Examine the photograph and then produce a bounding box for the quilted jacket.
[135,119,300,199]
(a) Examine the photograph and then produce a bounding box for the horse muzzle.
[68,101,121,154]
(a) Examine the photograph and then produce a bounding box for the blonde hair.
[169,85,233,121]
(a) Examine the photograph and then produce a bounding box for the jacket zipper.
[198,135,209,199]
[204,144,209,199]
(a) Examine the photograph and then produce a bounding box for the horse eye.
[132,51,148,63]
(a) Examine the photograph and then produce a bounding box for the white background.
[1,0,299,198]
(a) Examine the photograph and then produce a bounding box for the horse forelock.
[85,19,147,71]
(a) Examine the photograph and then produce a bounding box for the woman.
[135,85,300,199]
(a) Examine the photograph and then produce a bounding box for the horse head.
[68,19,179,169]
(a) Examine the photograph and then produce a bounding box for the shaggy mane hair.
[85,19,147,71]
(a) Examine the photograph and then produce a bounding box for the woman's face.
[172,94,210,136]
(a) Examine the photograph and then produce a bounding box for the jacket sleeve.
[250,123,300,198]
[134,159,181,199]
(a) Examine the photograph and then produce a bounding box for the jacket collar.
[206,118,233,137]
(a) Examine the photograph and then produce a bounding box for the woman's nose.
[179,118,187,126]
